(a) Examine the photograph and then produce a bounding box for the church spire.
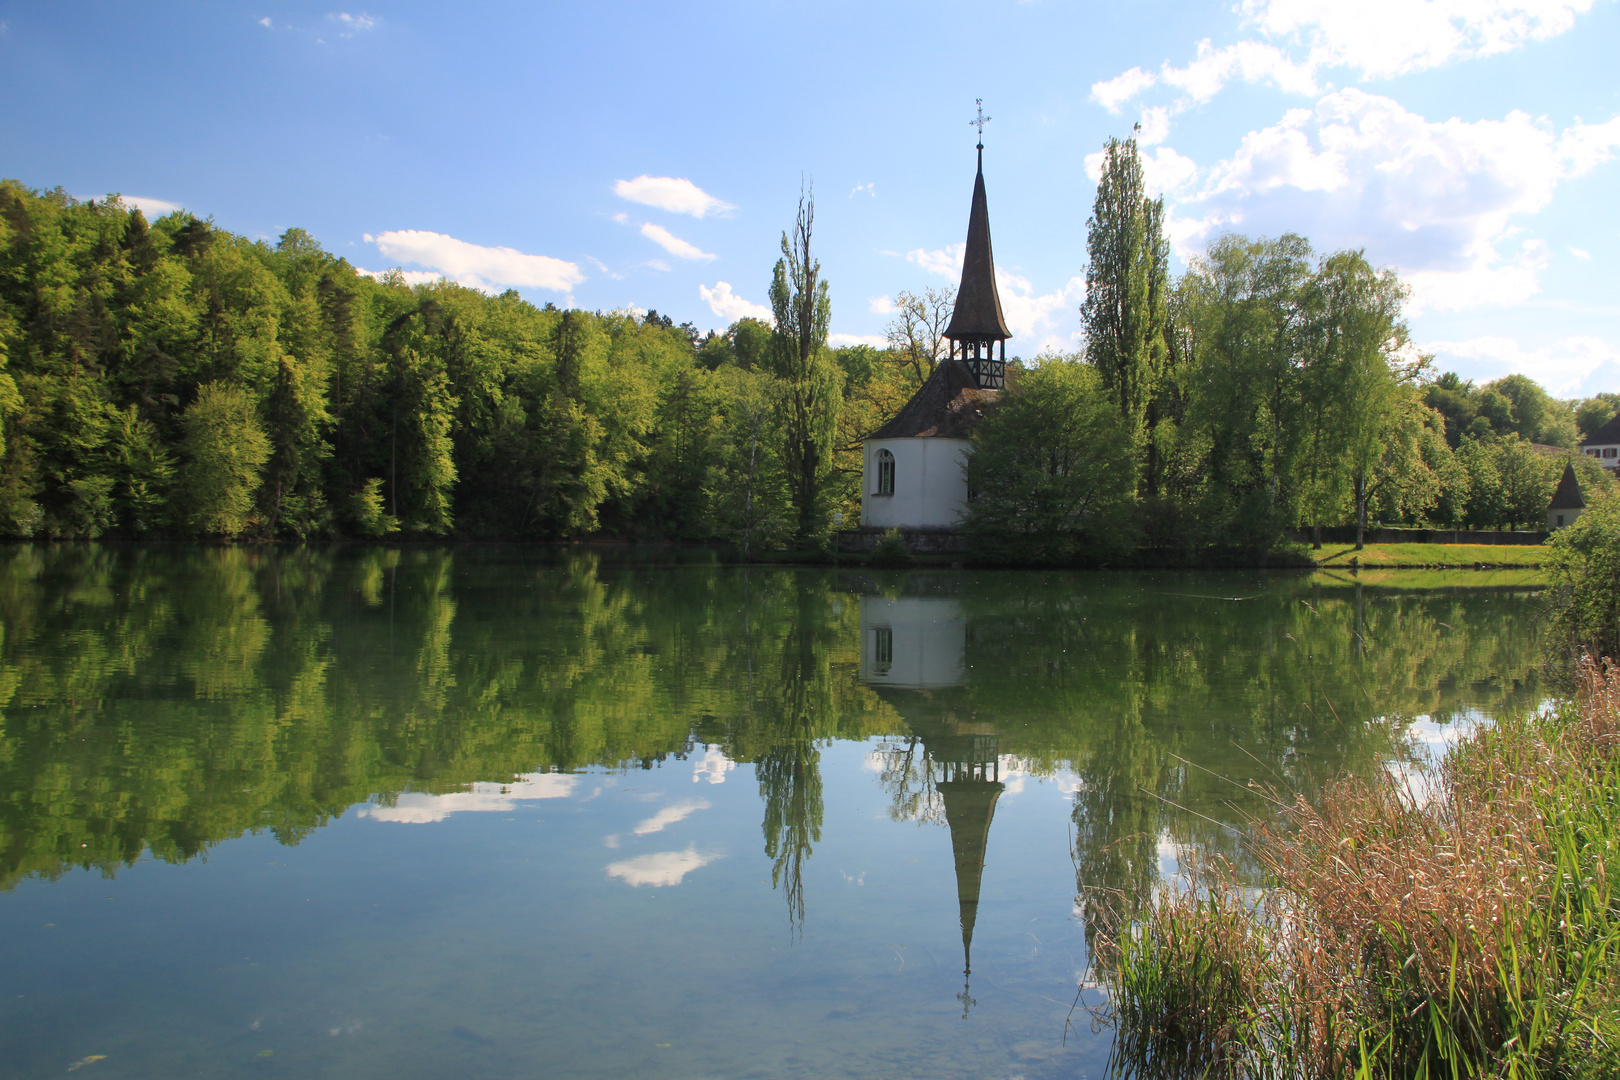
[945,102,1011,389]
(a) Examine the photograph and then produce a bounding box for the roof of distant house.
[868,359,1014,440]
[1549,462,1586,511]
[1581,412,1620,446]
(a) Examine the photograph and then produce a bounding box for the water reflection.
[0,546,1545,918]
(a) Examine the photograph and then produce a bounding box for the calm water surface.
[0,547,1547,1079]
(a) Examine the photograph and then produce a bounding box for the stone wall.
[836,527,970,555]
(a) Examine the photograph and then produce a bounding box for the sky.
[2,0,1617,396]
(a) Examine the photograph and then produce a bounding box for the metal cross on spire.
[970,99,991,147]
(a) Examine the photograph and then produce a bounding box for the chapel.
[851,137,1015,550]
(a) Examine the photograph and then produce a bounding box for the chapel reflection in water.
[859,587,1004,1014]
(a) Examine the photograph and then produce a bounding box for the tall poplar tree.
[1082,135,1170,493]
[768,186,840,544]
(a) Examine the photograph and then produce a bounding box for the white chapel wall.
[858,595,966,689]
[861,438,971,529]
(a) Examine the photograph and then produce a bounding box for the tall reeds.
[1092,659,1620,1079]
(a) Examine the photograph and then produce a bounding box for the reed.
[1092,659,1620,1079]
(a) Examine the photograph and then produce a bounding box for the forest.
[0,137,1615,556]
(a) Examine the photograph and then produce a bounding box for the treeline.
[0,182,911,544]
[1,170,1614,551]
[962,138,1618,562]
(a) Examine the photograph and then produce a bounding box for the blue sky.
[3,0,1617,395]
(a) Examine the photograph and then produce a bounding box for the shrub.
[869,527,912,567]
[1547,490,1620,661]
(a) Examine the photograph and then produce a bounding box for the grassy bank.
[1091,660,1620,1079]
[1312,543,1547,569]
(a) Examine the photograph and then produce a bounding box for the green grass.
[1310,567,1549,590]
[1090,660,1620,1080]
[1311,542,1547,568]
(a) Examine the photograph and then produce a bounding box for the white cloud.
[1422,333,1620,395]
[643,259,672,272]
[632,798,710,836]
[1136,105,1173,146]
[850,182,876,197]
[1570,245,1593,259]
[120,195,183,217]
[613,175,733,218]
[610,212,629,225]
[829,333,888,348]
[1241,0,1594,81]
[1163,38,1321,102]
[868,295,896,315]
[906,243,965,278]
[640,222,715,262]
[332,12,377,32]
[699,281,773,323]
[371,229,584,293]
[257,16,272,27]
[353,266,443,287]
[357,773,579,824]
[1092,66,1158,113]
[997,271,1087,349]
[1145,146,1200,195]
[692,747,735,785]
[606,847,720,887]
[1169,90,1620,312]
[1091,1,1600,138]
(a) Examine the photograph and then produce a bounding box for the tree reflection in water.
[0,545,1545,977]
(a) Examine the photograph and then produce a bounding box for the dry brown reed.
[1094,659,1620,1080]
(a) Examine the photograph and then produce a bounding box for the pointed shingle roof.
[1549,462,1585,511]
[943,148,1010,343]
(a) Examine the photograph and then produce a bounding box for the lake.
[0,546,1548,1079]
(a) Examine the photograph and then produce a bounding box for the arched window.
[874,449,895,495]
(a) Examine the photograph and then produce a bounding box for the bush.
[1547,491,1620,661]
[869,527,912,567]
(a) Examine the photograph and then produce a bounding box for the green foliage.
[869,527,913,566]
[1547,490,1620,659]
[768,188,841,544]
[962,358,1136,564]
[180,382,270,536]
[1423,370,1585,449]
[1082,137,1170,449]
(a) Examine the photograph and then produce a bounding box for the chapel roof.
[1582,413,1620,447]
[1549,462,1586,511]
[943,147,1011,343]
[868,358,1013,440]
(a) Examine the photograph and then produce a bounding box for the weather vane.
[970,99,991,147]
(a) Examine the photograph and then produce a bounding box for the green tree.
[961,357,1136,564]
[1082,135,1171,494]
[767,188,841,544]
[180,382,270,536]
[1302,249,1413,547]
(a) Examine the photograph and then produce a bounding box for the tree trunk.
[1354,473,1368,550]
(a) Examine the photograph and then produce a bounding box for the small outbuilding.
[1547,462,1586,531]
